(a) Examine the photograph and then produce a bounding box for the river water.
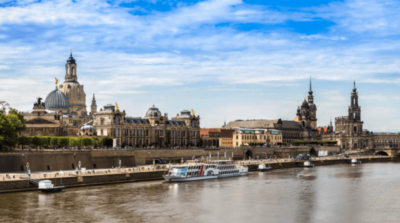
[1,163,400,223]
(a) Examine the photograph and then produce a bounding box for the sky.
[0,0,400,132]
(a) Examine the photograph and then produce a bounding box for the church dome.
[309,103,317,110]
[301,100,309,109]
[45,88,70,110]
[145,105,161,117]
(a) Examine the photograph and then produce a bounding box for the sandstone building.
[320,82,400,150]
[92,104,201,147]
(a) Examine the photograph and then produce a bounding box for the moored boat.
[345,159,362,164]
[258,164,272,172]
[303,161,314,168]
[163,160,248,182]
[38,180,65,193]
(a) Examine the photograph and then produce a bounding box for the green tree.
[40,137,49,147]
[50,137,58,147]
[32,136,41,147]
[17,136,31,149]
[58,137,69,147]
[82,138,93,147]
[0,108,26,150]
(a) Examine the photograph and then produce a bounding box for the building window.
[116,128,120,136]
[101,129,103,135]
[192,131,195,137]
[101,119,104,125]
[74,121,78,127]
[139,139,142,145]
[132,139,135,145]
[192,120,195,128]
[132,129,135,136]
[115,116,120,125]
[177,131,180,137]
[159,130,164,136]
[192,139,195,145]
[125,129,128,136]
[171,131,174,137]
[146,130,149,136]
[139,129,142,136]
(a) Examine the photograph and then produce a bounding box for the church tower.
[65,50,77,82]
[348,81,363,134]
[91,94,97,115]
[58,51,87,117]
[308,77,317,128]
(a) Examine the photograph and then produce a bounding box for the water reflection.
[1,163,400,223]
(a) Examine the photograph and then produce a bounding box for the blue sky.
[0,0,400,131]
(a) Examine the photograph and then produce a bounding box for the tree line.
[16,136,114,149]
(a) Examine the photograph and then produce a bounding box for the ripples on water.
[1,163,400,223]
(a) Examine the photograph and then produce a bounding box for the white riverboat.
[163,160,248,182]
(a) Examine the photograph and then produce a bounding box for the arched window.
[115,116,120,125]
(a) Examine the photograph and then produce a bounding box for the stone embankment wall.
[0,146,341,172]
[133,146,341,165]
[0,151,136,173]
[0,170,165,193]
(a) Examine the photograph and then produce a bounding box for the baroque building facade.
[92,104,201,147]
[19,52,202,148]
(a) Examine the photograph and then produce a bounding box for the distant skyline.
[0,0,399,131]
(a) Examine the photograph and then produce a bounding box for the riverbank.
[0,155,396,194]
[0,165,167,194]
[240,155,395,171]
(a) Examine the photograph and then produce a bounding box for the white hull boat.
[163,160,248,182]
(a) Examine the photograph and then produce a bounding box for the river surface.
[1,163,400,223]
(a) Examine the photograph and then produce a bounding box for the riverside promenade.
[0,165,168,193]
[237,155,395,171]
[0,153,396,194]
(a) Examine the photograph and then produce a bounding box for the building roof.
[145,105,162,117]
[125,118,150,125]
[167,120,186,126]
[45,87,70,110]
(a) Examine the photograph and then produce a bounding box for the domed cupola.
[45,87,70,110]
[145,105,162,117]
[352,80,357,94]
[301,98,309,109]
[67,51,76,64]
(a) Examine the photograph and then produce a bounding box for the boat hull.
[163,173,247,182]
[40,186,65,193]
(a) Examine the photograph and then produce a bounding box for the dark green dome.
[67,52,76,64]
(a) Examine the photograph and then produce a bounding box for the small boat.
[258,164,272,172]
[303,161,314,168]
[345,159,362,164]
[163,160,248,182]
[38,180,64,193]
